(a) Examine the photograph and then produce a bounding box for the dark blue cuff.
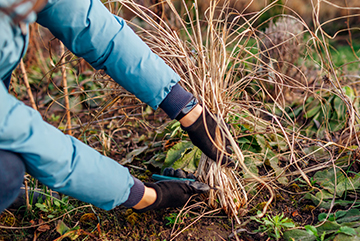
[159,83,194,119]
[122,177,145,208]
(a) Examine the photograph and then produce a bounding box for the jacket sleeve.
[0,82,134,210]
[36,0,180,110]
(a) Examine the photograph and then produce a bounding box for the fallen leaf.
[79,213,97,223]
[292,210,299,217]
[37,224,50,232]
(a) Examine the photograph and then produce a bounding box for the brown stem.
[19,60,37,111]
[60,42,72,135]
[24,180,31,211]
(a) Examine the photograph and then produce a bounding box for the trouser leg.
[0,150,25,212]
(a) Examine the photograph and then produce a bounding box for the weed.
[164,213,189,226]
[34,193,71,219]
[252,212,295,240]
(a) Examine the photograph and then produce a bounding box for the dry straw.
[113,0,281,221]
[109,0,360,222]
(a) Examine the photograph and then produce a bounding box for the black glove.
[181,109,233,166]
[163,167,196,180]
[134,180,209,213]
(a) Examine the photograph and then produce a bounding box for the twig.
[24,180,31,211]
[60,42,72,135]
[19,60,36,212]
[19,60,37,110]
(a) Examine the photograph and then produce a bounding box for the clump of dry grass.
[101,0,360,222]
[114,0,282,220]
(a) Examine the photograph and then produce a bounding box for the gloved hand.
[181,109,234,166]
[134,180,209,212]
[163,167,196,180]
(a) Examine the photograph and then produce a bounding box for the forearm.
[0,83,137,210]
[37,0,180,109]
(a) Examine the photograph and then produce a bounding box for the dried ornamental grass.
[112,0,280,220]
[110,0,360,222]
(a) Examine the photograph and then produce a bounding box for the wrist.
[132,186,157,210]
[179,104,203,127]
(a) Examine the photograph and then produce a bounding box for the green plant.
[304,167,360,209]
[252,212,295,240]
[284,209,360,241]
[164,213,189,226]
[34,193,71,219]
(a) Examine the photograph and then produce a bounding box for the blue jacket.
[0,0,180,210]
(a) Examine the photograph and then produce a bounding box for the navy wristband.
[122,177,145,208]
[159,83,194,120]
[175,96,198,121]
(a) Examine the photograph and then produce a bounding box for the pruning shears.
[151,174,220,191]
[151,174,196,182]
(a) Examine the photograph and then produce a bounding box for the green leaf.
[318,213,335,222]
[333,96,345,118]
[267,149,288,185]
[163,141,193,170]
[283,229,316,241]
[144,153,166,169]
[274,228,281,239]
[304,190,353,209]
[313,168,354,197]
[316,221,341,235]
[320,231,326,241]
[338,226,357,236]
[236,137,251,144]
[54,200,60,207]
[304,105,321,119]
[287,105,304,119]
[243,156,260,180]
[120,146,148,165]
[305,225,318,237]
[35,203,49,212]
[334,233,360,241]
[303,145,329,162]
[329,120,346,132]
[335,210,348,219]
[343,86,356,100]
[282,221,296,228]
[35,203,46,209]
[334,226,360,241]
[172,146,201,172]
[336,209,360,224]
[56,220,70,235]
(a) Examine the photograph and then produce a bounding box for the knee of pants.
[0,150,25,212]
